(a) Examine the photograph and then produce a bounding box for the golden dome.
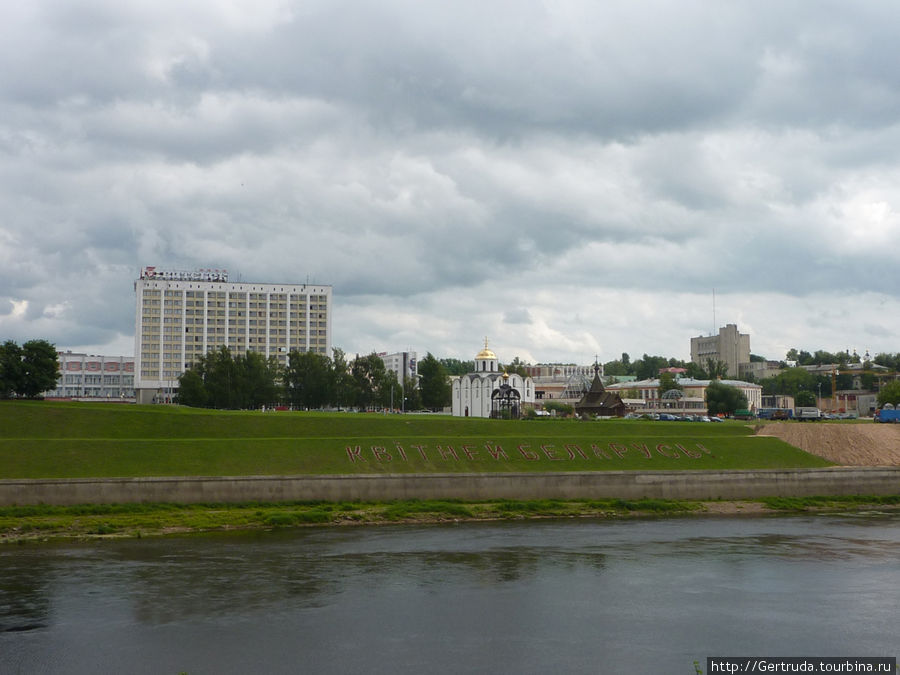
[476,337,497,360]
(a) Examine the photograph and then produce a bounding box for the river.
[2,512,898,674]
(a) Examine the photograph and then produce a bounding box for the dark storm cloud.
[2,0,900,361]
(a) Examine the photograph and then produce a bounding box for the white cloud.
[2,1,900,366]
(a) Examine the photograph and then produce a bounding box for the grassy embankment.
[3,401,871,543]
[0,400,831,479]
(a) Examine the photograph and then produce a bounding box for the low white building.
[606,377,762,413]
[46,352,135,401]
[451,341,535,418]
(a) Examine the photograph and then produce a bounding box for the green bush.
[382,500,473,520]
[543,401,574,416]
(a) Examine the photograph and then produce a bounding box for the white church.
[451,340,535,418]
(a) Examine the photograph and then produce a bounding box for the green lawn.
[0,400,832,479]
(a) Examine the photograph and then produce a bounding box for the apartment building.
[134,267,332,404]
[378,351,417,385]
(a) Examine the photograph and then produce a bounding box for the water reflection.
[124,538,608,623]
[1,513,899,675]
[0,558,51,633]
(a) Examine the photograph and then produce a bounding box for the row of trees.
[176,347,453,411]
[4,336,897,411]
[603,348,900,382]
[603,353,731,381]
[0,340,59,399]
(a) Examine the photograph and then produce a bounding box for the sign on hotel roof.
[140,266,228,282]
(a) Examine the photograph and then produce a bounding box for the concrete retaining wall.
[1,467,898,505]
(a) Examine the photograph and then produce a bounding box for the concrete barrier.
[0,467,898,505]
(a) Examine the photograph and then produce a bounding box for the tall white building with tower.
[690,323,750,378]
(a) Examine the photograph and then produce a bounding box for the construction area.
[758,422,900,466]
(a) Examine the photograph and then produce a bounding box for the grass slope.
[0,401,832,479]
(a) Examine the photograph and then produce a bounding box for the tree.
[795,390,816,407]
[860,372,875,392]
[658,372,682,396]
[705,358,729,380]
[284,349,332,409]
[634,354,669,380]
[350,353,394,409]
[503,356,529,378]
[176,369,207,407]
[874,353,900,371]
[685,361,707,379]
[0,340,59,398]
[202,347,240,409]
[439,358,474,376]
[176,347,280,409]
[877,380,900,407]
[418,353,450,411]
[705,381,747,416]
[330,348,353,409]
[760,367,816,398]
[0,340,23,398]
[238,351,280,408]
[603,354,632,377]
[603,358,630,377]
[403,376,422,411]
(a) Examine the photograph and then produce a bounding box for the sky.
[2,1,899,367]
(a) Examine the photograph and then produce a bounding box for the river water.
[1,513,898,674]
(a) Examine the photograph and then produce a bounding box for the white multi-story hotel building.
[134,266,332,404]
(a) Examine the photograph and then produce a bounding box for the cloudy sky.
[2,1,899,366]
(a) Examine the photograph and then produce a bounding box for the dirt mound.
[757,422,900,466]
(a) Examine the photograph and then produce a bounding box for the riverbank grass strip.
[5,496,899,543]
